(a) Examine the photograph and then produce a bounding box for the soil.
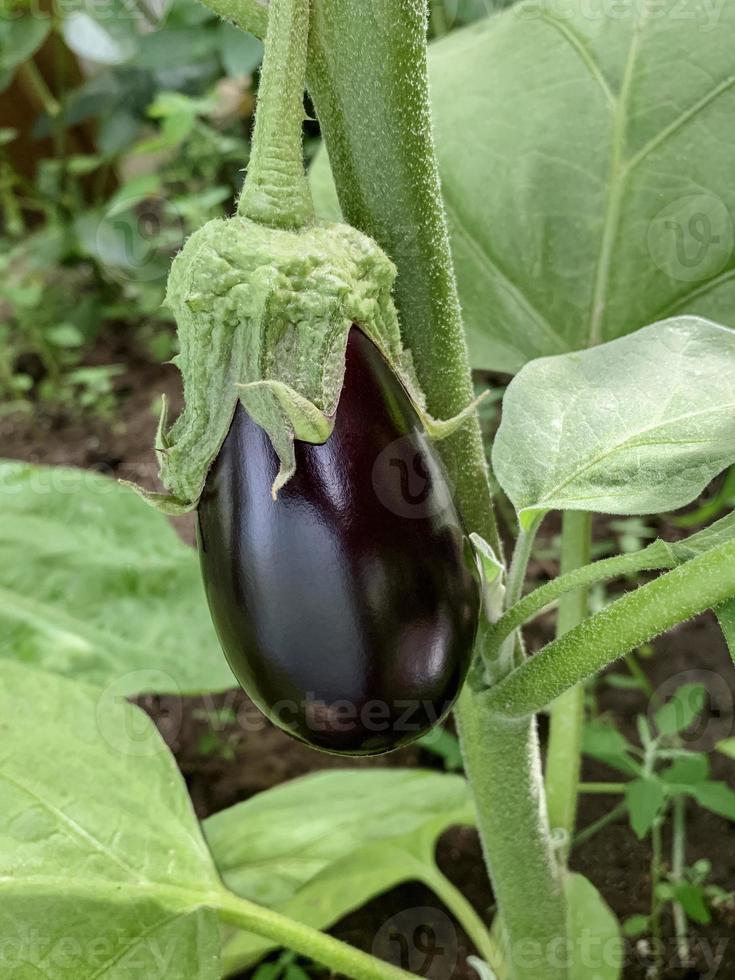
[4,332,735,980]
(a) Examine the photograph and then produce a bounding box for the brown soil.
[4,333,735,980]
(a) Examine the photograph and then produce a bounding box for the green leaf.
[492,318,735,525]
[61,11,138,65]
[565,873,622,980]
[582,721,640,777]
[672,883,711,925]
[660,753,710,788]
[716,738,735,761]
[204,768,475,973]
[0,19,51,90]
[689,781,735,822]
[417,726,464,771]
[311,1,735,373]
[621,914,648,939]
[654,683,707,736]
[715,598,735,664]
[218,23,263,76]
[0,662,223,979]
[0,461,234,695]
[625,778,666,839]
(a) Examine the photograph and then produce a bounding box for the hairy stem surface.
[545,511,592,855]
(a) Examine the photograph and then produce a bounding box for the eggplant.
[197,326,480,755]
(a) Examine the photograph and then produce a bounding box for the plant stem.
[650,817,664,978]
[544,511,592,857]
[505,521,540,609]
[671,796,690,965]
[578,782,626,794]
[216,892,415,980]
[494,518,541,673]
[457,707,565,980]
[237,0,314,228]
[572,801,627,850]
[423,865,505,976]
[483,537,735,719]
[624,651,655,698]
[15,60,60,118]
[488,538,675,652]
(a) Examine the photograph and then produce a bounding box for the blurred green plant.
[0,0,262,412]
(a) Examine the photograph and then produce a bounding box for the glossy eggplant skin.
[197,327,480,755]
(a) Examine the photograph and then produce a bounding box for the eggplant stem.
[237,0,315,229]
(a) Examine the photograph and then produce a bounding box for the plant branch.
[544,511,592,857]
[237,0,314,227]
[216,891,416,980]
[487,537,675,654]
[483,538,735,719]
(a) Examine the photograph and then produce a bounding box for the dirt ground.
[4,332,735,980]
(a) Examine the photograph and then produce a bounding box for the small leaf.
[492,318,735,523]
[660,754,710,788]
[582,721,640,777]
[565,874,623,980]
[622,914,649,938]
[716,738,735,760]
[689,781,735,822]
[654,683,707,736]
[672,883,711,925]
[625,778,666,839]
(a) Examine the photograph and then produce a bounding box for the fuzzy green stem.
[544,512,592,857]
[488,538,675,654]
[237,0,314,228]
[484,538,735,720]
[216,892,415,980]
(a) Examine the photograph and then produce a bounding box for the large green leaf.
[204,769,476,974]
[0,662,223,979]
[311,1,735,373]
[565,874,622,980]
[0,461,233,694]
[491,318,735,526]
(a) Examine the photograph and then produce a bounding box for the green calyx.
[134,215,481,515]
[128,0,482,515]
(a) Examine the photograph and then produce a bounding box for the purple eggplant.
[197,327,480,755]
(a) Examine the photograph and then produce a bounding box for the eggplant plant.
[3,2,735,980]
